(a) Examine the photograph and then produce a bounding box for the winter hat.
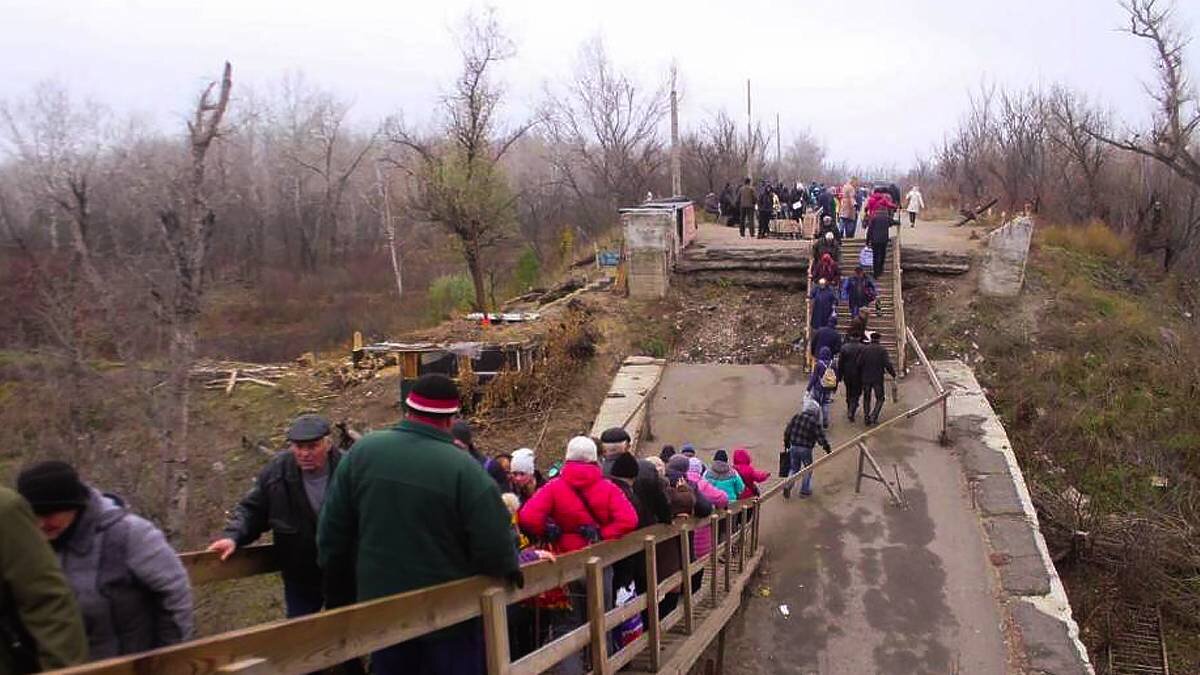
[680,443,696,456]
[667,455,692,474]
[659,445,676,461]
[600,427,631,445]
[708,461,733,479]
[611,453,640,480]
[286,414,331,442]
[565,436,598,463]
[451,420,474,446]
[819,346,832,361]
[405,374,460,415]
[713,449,729,463]
[16,460,89,516]
[687,457,704,475]
[511,448,535,475]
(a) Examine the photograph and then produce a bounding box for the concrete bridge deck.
[642,363,1014,674]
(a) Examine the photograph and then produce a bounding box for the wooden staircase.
[835,238,899,363]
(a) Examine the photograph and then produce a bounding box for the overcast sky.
[1,0,1197,170]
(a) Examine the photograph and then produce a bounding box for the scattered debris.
[778,604,790,618]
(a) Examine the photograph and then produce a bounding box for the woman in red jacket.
[518,436,639,553]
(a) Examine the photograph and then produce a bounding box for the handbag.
[777,449,791,478]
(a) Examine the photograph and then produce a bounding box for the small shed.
[619,197,695,298]
[353,340,542,399]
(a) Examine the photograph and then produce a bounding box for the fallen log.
[954,197,999,227]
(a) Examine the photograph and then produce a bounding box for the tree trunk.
[162,318,195,540]
[464,239,487,311]
[376,164,403,300]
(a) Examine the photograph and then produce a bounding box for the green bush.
[427,273,475,320]
[513,248,541,292]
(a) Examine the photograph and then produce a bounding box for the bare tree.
[1046,86,1112,219]
[1097,0,1200,189]
[389,9,531,310]
[155,62,232,541]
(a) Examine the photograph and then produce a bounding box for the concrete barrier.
[935,360,1093,675]
[979,216,1034,297]
[589,356,666,448]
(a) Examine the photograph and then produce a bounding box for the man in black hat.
[318,374,517,675]
[208,413,344,619]
[600,427,671,527]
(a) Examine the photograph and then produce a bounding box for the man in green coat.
[0,486,88,674]
[318,374,518,675]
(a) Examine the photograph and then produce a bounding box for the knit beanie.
[565,436,598,463]
[667,455,692,474]
[405,374,460,414]
[687,457,704,475]
[713,449,729,463]
[511,448,535,475]
[610,453,639,480]
[659,445,676,461]
[16,461,89,516]
[680,443,696,456]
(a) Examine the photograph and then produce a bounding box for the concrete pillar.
[978,216,1034,297]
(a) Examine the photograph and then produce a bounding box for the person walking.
[905,185,926,227]
[664,456,714,601]
[859,332,897,426]
[841,265,877,322]
[737,178,756,238]
[838,334,866,422]
[809,278,838,331]
[0,486,88,673]
[209,414,345,619]
[756,185,774,238]
[731,449,770,500]
[782,398,832,499]
[810,316,842,363]
[16,461,192,661]
[866,209,892,278]
[318,374,519,675]
[839,178,859,239]
[812,252,839,288]
[807,346,837,429]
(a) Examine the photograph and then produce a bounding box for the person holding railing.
[318,374,520,675]
[208,414,345,620]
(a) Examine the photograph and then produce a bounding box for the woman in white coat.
[905,185,926,227]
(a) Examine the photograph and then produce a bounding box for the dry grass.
[1040,220,1132,259]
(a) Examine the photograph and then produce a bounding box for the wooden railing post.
[736,508,746,573]
[585,557,612,675]
[643,535,662,670]
[751,498,762,552]
[723,511,733,592]
[709,513,720,606]
[679,522,695,634]
[481,587,510,675]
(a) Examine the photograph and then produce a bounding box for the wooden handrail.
[893,225,907,372]
[180,544,280,586]
[906,328,944,394]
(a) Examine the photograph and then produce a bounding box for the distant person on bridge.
[704,450,745,502]
[17,461,193,660]
[757,184,775,238]
[838,333,865,422]
[839,177,859,238]
[209,413,346,619]
[905,185,926,227]
[318,374,519,675]
[866,189,898,220]
[859,332,897,426]
[0,486,88,672]
[809,278,838,330]
[841,266,877,322]
[782,398,832,499]
[737,178,756,237]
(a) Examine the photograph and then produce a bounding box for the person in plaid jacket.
[782,398,832,498]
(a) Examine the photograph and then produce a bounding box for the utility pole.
[670,65,681,197]
[746,79,752,181]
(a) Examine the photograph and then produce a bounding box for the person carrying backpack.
[807,346,838,429]
[841,266,877,321]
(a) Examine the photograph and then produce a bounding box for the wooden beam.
[643,535,662,671]
[180,544,280,586]
[585,557,611,675]
[224,369,238,395]
[481,587,510,675]
[709,514,719,606]
[679,523,695,634]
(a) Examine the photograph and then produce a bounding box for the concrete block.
[986,517,1052,595]
[1010,600,1093,675]
[979,217,1034,297]
[976,473,1025,516]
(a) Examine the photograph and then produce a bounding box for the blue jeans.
[283,581,324,618]
[788,445,814,496]
[840,216,857,239]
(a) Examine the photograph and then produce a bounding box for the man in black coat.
[838,336,865,422]
[858,332,897,425]
[209,414,344,618]
[866,212,892,278]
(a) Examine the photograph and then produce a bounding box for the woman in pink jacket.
[732,448,771,500]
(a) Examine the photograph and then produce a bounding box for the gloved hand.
[823,443,832,455]
[544,519,562,543]
[578,524,602,545]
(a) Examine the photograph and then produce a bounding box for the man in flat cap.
[208,413,344,619]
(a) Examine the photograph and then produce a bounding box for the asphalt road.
[643,364,1012,674]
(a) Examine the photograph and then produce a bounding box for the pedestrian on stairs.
[859,332,897,426]
[809,278,838,330]
[810,315,842,363]
[838,333,866,422]
[813,231,839,264]
[813,252,839,287]
[839,177,859,239]
[737,178,756,237]
[848,307,870,343]
[807,346,837,429]
[866,211,891,278]
[841,266,877,322]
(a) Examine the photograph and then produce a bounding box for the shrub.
[1041,221,1131,259]
[513,248,541,292]
[427,273,475,320]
